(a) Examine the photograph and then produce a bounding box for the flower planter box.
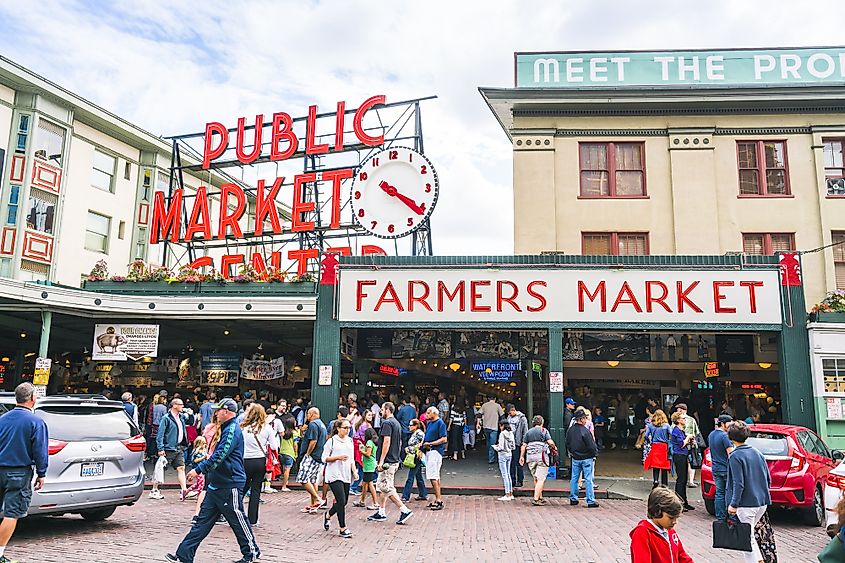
[82,280,317,296]
[813,312,845,323]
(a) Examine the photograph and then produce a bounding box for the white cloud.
[2,0,844,257]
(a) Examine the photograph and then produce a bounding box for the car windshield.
[747,432,789,456]
[35,407,139,441]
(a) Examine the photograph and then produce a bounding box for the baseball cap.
[214,398,238,413]
[573,410,588,420]
[243,391,253,399]
[160,389,169,397]
[717,414,734,424]
[565,398,576,406]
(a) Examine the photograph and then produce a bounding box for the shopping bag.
[688,446,703,470]
[153,455,168,483]
[818,533,845,563]
[712,518,753,552]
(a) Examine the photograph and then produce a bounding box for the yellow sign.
[704,362,720,378]
[33,357,51,385]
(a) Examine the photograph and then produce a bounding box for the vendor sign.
[201,354,240,387]
[92,324,159,361]
[241,357,285,381]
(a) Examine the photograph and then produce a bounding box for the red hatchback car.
[701,423,843,526]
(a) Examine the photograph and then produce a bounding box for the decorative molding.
[21,230,53,263]
[555,129,667,137]
[138,202,149,225]
[9,155,25,182]
[30,160,62,193]
[515,106,845,118]
[0,227,16,255]
[714,127,812,136]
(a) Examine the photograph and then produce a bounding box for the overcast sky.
[2,1,845,257]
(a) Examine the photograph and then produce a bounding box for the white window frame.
[85,211,111,253]
[91,149,117,193]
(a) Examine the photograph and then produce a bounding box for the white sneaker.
[497,495,511,501]
[263,485,277,494]
[280,487,291,492]
[149,490,164,500]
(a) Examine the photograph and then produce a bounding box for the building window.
[16,114,30,153]
[156,170,169,192]
[579,142,645,197]
[135,227,147,260]
[824,139,845,196]
[737,141,789,196]
[823,358,845,393]
[833,232,845,289]
[33,119,66,166]
[26,189,57,235]
[582,232,649,255]
[91,150,117,193]
[742,233,795,255]
[6,185,20,225]
[85,211,111,253]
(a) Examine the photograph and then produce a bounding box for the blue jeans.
[713,471,728,521]
[402,462,427,500]
[570,458,596,505]
[498,456,513,494]
[484,429,498,463]
[350,462,363,493]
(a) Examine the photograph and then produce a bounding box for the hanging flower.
[86,259,109,281]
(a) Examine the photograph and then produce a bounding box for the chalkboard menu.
[715,334,755,363]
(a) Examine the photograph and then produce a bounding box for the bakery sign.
[338,268,782,324]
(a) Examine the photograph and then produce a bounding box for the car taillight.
[790,452,807,472]
[704,450,712,464]
[121,434,146,452]
[48,439,67,455]
[827,473,845,489]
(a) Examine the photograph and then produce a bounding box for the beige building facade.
[482,48,845,307]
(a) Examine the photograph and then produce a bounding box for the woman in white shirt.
[322,419,357,538]
[241,404,279,526]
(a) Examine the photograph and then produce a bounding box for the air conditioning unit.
[827,177,845,196]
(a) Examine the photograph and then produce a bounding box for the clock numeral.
[357,208,365,218]
[371,158,380,167]
[354,191,361,199]
[419,202,426,212]
[389,150,398,160]
[371,220,378,230]
[359,171,368,181]
[425,183,432,193]
[407,218,414,227]
[420,165,428,175]
[387,224,395,234]
[409,153,413,162]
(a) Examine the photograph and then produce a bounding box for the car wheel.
[802,486,824,527]
[704,498,715,516]
[79,506,116,521]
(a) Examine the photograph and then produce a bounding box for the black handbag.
[713,517,753,552]
[688,446,703,469]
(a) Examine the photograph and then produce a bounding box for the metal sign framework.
[161,96,436,274]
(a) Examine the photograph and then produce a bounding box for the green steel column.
[778,283,815,429]
[39,310,51,358]
[310,284,340,419]
[526,367,534,420]
[548,327,564,452]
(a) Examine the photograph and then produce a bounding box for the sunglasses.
[339,425,351,430]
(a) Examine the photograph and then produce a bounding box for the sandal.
[430,501,444,511]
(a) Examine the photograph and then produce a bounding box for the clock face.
[350,147,439,238]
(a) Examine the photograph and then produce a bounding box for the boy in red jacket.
[630,487,694,563]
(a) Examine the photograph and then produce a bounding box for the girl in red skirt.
[643,410,672,488]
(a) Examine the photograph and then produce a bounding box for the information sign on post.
[318,365,333,386]
[33,357,51,386]
[549,371,564,393]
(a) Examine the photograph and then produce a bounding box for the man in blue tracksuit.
[166,398,260,563]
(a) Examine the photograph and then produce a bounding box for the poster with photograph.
[518,330,548,359]
[455,331,520,359]
[715,334,755,362]
[92,324,159,361]
[392,330,452,358]
[357,329,393,359]
[582,333,650,361]
[201,354,240,387]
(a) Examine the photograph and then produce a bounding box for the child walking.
[629,487,694,563]
[492,418,515,501]
[185,435,207,499]
[353,427,379,510]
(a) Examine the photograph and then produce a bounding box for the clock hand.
[379,181,425,215]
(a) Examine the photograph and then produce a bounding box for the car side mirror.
[832,449,844,462]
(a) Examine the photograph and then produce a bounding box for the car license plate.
[80,462,104,477]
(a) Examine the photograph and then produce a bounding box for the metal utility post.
[39,310,52,358]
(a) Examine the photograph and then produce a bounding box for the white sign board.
[93,324,160,361]
[827,397,844,420]
[549,371,564,393]
[338,268,782,324]
[33,385,47,398]
[318,365,333,386]
[241,357,285,381]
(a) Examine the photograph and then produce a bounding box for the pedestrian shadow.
[10,515,121,539]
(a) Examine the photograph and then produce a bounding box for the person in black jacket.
[565,410,599,508]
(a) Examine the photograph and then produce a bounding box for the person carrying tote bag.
[322,420,357,538]
[819,496,845,562]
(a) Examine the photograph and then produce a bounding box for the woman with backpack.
[241,403,279,526]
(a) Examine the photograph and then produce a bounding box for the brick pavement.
[9,492,829,563]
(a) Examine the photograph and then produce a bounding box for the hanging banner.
[201,354,241,387]
[92,324,159,361]
[240,357,285,381]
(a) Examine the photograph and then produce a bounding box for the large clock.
[350,146,439,238]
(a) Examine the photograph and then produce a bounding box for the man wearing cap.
[707,414,735,521]
[565,409,599,508]
[166,398,260,563]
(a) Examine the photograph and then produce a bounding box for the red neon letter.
[250,253,269,281]
[408,281,433,312]
[150,189,183,243]
[305,105,329,155]
[356,280,377,311]
[217,184,245,239]
[740,281,764,313]
[577,280,606,312]
[437,281,465,312]
[611,282,643,313]
[496,281,522,312]
[321,168,353,229]
[526,281,548,312]
[270,112,297,161]
[713,281,736,314]
[361,245,387,256]
[374,281,404,312]
[334,101,346,152]
[470,280,491,312]
[235,114,263,164]
[291,173,317,232]
[220,254,244,279]
[353,95,386,147]
[188,256,213,270]
[676,281,703,313]
[287,248,319,276]
[184,186,211,241]
[645,281,672,313]
[202,122,228,169]
[253,177,284,236]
